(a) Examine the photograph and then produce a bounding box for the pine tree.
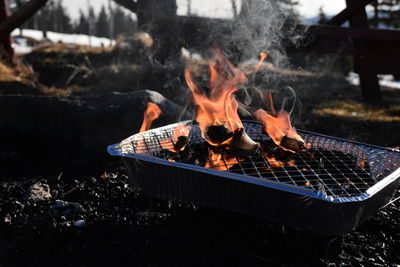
[74,10,89,34]
[370,0,400,29]
[113,6,126,37]
[54,0,72,33]
[9,0,72,33]
[38,1,52,36]
[88,6,96,37]
[96,5,109,37]
[317,7,328,24]
[112,6,136,37]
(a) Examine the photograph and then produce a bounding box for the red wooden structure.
[0,0,13,60]
[114,0,400,102]
[0,0,49,61]
[307,0,400,101]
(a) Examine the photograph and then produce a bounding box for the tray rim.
[108,120,400,204]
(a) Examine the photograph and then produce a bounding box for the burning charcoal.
[258,140,299,165]
[160,148,185,162]
[159,149,174,158]
[206,125,233,144]
[280,136,306,153]
[231,128,259,155]
[174,136,189,151]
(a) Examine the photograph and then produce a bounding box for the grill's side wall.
[123,158,400,236]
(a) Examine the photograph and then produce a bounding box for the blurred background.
[1,0,399,147]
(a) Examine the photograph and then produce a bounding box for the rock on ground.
[24,182,51,201]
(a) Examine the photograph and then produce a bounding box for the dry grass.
[0,59,36,84]
[40,85,88,96]
[135,32,153,48]
[314,101,400,122]
[286,75,400,147]
[32,42,115,54]
[107,64,141,73]
[0,56,88,96]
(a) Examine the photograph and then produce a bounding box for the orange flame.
[261,153,296,168]
[255,94,304,152]
[139,102,161,133]
[159,125,190,152]
[254,52,268,74]
[204,150,242,171]
[252,53,304,152]
[255,109,304,147]
[185,49,247,145]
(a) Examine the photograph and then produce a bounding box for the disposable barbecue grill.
[108,120,400,236]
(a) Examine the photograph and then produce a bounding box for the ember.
[184,49,247,144]
[111,119,397,202]
[136,49,308,171]
[159,125,190,153]
[109,46,400,235]
[183,49,262,170]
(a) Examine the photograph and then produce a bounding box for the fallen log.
[0,90,191,176]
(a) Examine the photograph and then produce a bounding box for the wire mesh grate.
[117,121,400,198]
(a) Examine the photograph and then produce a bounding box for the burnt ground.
[1,96,399,267]
[1,48,400,266]
[0,169,399,267]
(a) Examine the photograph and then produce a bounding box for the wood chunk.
[206,125,232,144]
[231,128,259,153]
[174,136,189,151]
[280,136,306,153]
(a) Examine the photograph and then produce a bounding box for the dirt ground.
[1,46,399,266]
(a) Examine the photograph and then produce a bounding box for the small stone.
[49,200,86,219]
[73,220,86,228]
[24,182,52,201]
[3,214,11,224]
[14,201,25,210]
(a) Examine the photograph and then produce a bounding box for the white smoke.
[207,0,303,67]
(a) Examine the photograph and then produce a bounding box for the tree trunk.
[0,0,14,62]
[231,0,238,17]
[146,0,179,63]
[346,0,382,102]
[113,0,181,64]
[373,0,378,27]
[0,0,49,61]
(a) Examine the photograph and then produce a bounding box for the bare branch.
[0,0,49,37]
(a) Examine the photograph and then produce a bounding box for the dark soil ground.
[1,46,400,266]
[1,170,399,266]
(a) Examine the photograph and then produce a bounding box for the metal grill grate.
[116,121,400,199]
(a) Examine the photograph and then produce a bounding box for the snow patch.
[11,29,115,54]
[347,72,400,90]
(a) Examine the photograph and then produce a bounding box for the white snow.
[347,72,400,90]
[11,29,115,54]
[12,36,33,54]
